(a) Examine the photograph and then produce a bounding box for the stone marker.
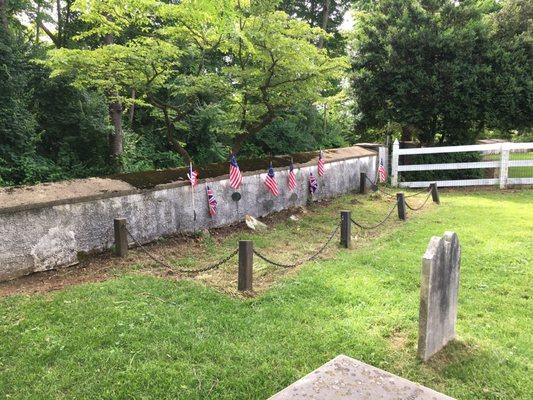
[268,354,454,399]
[418,231,461,362]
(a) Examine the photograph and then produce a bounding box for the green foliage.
[349,0,532,146]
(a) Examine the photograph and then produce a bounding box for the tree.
[224,1,347,153]
[350,0,490,145]
[278,0,352,53]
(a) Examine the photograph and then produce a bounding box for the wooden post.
[430,183,440,205]
[396,193,406,220]
[360,172,367,194]
[114,218,128,257]
[238,240,253,291]
[340,211,352,249]
[391,139,400,187]
[499,142,510,189]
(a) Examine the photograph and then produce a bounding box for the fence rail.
[392,140,533,189]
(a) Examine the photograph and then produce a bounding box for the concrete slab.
[268,355,454,400]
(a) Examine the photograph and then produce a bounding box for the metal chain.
[252,224,340,269]
[350,201,398,230]
[126,227,238,273]
[405,191,432,211]
[364,174,396,198]
[404,186,431,198]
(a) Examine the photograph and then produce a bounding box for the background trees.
[0,0,531,186]
[349,0,532,145]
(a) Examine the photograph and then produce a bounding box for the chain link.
[364,174,396,198]
[350,201,398,230]
[405,191,432,211]
[404,186,431,198]
[126,227,238,273]
[252,224,340,269]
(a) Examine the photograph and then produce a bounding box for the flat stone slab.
[268,355,454,400]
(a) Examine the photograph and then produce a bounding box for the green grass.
[1,189,532,399]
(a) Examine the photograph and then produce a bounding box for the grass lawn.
[1,189,532,399]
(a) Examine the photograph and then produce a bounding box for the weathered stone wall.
[0,150,378,281]
[418,231,461,361]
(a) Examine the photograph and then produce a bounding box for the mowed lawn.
[1,189,532,399]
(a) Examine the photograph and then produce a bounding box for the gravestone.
[418,231,461,361]
[268,355,454,399]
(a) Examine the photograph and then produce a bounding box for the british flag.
[206,186,217,216]
[317,151,325,176]
[288,161,297,191]
[187,162,198,187]
[309,173,318,194]
[264,162,280,196]
[229,154,243,189]
[378,159,387,183]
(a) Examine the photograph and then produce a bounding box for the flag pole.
[190,162,196,222]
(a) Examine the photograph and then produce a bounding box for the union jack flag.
[378,159,387,183]
[206,186,217,216]
[317,151,325,176]
[229,154,243,189]
[309,173,318,194]
[187,162,198,187]
[264,162,280,196]
[288,161,297,191]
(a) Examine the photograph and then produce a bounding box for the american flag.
[206,185,217,216]
[288,161,297,191]
[317,151,325,176]
[187,162,198,187]
[378,158,387,183]
[309,172,318,194]
[229,154,243,189]
[264,162,280,196]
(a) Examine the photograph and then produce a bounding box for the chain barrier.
[404,186,431,198]
[364,174,396,198]
[405,191,432,211]
[126,227,238,273]
[252,224,340,269]
[350,201,398,230]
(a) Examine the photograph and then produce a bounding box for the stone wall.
[0,148,378,281]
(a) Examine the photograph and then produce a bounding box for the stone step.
[268,355,454,400]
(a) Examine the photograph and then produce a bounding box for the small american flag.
[378,159,387,183]
[288,161,297,191]
[309,173,318,194]
[187,162,198,187]
[206,186,217,216]
[317,151,325,176]
[229,154,243,189]
[264,162,280,196]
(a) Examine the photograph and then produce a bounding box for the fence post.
[391,139,399,187]
[238,240,253,291]
[396,193,406,220]
[360,172,367,194]
[499,142,510,189]
[114,218,128,257]
[430,183,440,205]
[340,211,352,249]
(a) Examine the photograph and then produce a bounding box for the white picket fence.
[391,140,533,189]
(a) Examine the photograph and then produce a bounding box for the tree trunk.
[318,0,330,49]
[108,101,124,162]
[103,29,124,168]
[0,0,8,33]
[162,107,191,163]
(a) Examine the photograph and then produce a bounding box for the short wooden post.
[360,172,367,194]
[430,183,440,205]
[114,218,128,257]
[340,211,352,249]
[238,240,253,291]
[396,193,406,220]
